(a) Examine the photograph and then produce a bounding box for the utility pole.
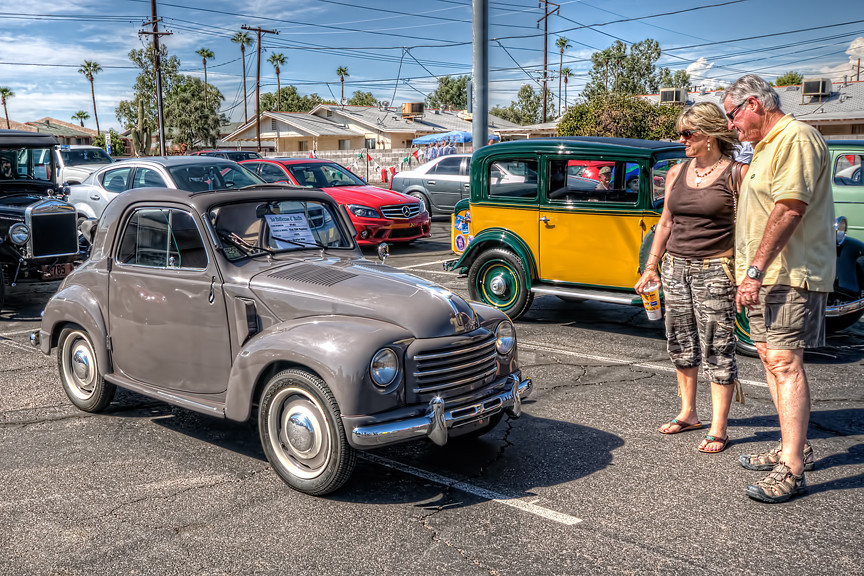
[241,25,278,153]
[472,0,488,149]
[139,0,172,156]
[537,0,559,123]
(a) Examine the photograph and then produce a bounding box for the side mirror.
[377,243,390,263]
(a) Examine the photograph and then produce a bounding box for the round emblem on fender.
[454,234,466,251]
[402,205,410,217]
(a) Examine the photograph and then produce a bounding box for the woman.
[635,102,744,454]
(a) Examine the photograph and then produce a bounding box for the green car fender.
[450,227,537,285]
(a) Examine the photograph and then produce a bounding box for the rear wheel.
[734,310,758,358]
[825,291,864,332]
[468,247,534,319]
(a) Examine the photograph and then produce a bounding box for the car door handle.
[427,180,436,184]
[539,216,550,223]
[90,194,101,200]
[209,276,216,304]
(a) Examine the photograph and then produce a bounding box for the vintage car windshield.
[59,147,113,166]
[168,163,264,192]
[285,162,366,188]
[0,147,54,182]
[210,199,353,260]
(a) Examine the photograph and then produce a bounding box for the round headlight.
[495,321,516,355]
[835,216,848,246]
[370,348,399,387]
[9,223,30,246]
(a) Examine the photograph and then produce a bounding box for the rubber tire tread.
[468,247,534,320]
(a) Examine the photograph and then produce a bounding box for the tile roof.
[33,117,98,137]
[27,118,95,138]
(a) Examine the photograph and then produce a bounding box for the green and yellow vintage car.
[445,137,864,354]
[829,140,864,242]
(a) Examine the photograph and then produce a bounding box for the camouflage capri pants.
[661,254,738,385]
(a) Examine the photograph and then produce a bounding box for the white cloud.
[819,37,864,80]
[685,57,722,90]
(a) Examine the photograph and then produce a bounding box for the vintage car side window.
[547,159,639,204]
[488,159,538,199]
[117,208,207,269]
[651,158,686,207]
[834,154,863,186]
[131,167,167,189]
[433,157,462,176]
[100,167,133,193]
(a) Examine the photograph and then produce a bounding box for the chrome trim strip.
[412,366,498,393]
[352,374,532,447]
[825,296,864,317]
[531,285,639,305]
[413,350,497,378]
[413,339,494,361]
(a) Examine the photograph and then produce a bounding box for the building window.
[271,120,277,130]
[364,138,376,149]
[298,141,309,151]
[338,139,351,150]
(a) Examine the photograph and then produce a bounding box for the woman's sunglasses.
[678,129,699,139]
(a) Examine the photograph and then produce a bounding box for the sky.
[1,0,864,132]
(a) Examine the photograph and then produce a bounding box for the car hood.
[0,190,53,217]
[319,185,414,207]
[249,256,479,338]
[62,164,110,180]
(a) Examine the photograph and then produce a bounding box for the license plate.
[41,262,73,280]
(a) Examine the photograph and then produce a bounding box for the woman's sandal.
[697,435,729,453]
[658,418,702,434]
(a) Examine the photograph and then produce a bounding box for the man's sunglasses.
[726,98,748,121]
[678,129,699,138]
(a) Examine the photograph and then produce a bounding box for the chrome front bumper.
[352,374,532,448]
[825,296,864,317]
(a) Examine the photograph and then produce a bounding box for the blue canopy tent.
[412,131,500,145]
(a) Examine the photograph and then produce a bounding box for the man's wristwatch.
[746,265,763,280]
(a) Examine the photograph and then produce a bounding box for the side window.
[488,159,538,199]
[116,208,207,269]
[258,163,288,183]
[651,159,686,207]
[547,159,640,204]
[131,167,167,189]
[100,167,133,193]
[433,157,462,176]
[834,154,863,186]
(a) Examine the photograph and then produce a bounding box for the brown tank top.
[665,160,735,258]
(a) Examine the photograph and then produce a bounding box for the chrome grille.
[380,203,421,219]
[411,334,498,398]
[26,200,78,258]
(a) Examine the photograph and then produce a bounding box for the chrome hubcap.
[72,349,91,381]
[489,274,507,296]
[284,410,318,456]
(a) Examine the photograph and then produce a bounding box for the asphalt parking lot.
[1,219,862,575]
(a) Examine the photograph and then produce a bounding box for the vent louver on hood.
[268,263,357,286]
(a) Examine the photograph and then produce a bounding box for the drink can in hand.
[640,282,662,320]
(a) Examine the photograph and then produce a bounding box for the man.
[0,156,12,179]
[724,74,835,503]
[595,166,611,190]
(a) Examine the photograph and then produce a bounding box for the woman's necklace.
[693,158,722,186]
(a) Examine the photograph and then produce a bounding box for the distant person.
[427,143,438,160]
[0,157,12,179]
[724,74,835,503]
[635,101,743,455]
[595,166,611,190]
[487,137,497,146]
[626,176,639,194]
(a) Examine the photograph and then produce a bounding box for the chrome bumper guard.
[29,331,40,347]
[825,296,864,317]
[352,374,532,448]
[442,258,458,272]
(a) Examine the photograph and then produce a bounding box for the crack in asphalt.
[0,401,167,427]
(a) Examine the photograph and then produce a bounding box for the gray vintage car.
[31,185,531,495]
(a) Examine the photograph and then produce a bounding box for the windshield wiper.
[216,230,273,257]
[270,234,328,250]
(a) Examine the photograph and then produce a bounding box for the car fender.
[836,235,864,293]
[447,227,537,283]
[40,284,110,374]
[224,316,414,422]
[73,203,98,220]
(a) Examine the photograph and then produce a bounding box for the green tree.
[268,53,286,111]
[557,92,680,140]
[165,76,224,149]
[71,110,90,127]
[0,87,13,129]
[336,66,349,102]
[347,90,376,106]
[260,86,332,113]
[581,39,686,101]
[426,75,469,110]
[78,60,102,135]
[556,37,571,116]
[92,129,126,156]
[658,67,691,89]
[490,84,553,125]
[196,48,214,107]
[774,71,803,86]
[231,31,254,123]
[561,67,574,112]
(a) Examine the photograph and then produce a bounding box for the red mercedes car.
[240,158,431,245]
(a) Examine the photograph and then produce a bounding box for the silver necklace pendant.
[694,176,703,185]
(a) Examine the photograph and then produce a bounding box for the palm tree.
[0,87,13,129]
[196,48,214,108]
[72,110,90,127]
[231,31,254,123]
[78,60,102,135]
[336,66,349,103]
[556,37,571,116]
[268,53,286,111]
[561,67,574,113]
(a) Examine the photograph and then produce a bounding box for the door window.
[116,208,207,269]
[432,157,462,175]
[258,163,289,183]
[131,167,167,189]
[100,167,133,193]
[651,158,686,208]
[488,159,538,199]
[834,154,863,186]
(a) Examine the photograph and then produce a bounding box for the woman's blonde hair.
[676,102,738,158]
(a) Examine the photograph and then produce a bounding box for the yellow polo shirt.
[735,114,835,291]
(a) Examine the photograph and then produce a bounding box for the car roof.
[0,129,60,147]
[475,137,684,160]
[252,158,339,165]
[113,156,239,168]
[826,140,864,149]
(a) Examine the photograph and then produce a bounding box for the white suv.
[54,145,113,184]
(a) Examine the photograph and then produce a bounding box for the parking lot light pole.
[472,0,488,149]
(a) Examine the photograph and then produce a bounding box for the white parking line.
[521,341,768,388]
[0,337,39,354]
[396,259,453,270]
[361,453,582,526]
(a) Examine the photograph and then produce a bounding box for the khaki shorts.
[748,285,828,349]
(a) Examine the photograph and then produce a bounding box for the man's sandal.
[746,463,806,503]
[697,435,729,453]
[739,440,815,471]
[658,418,702,434]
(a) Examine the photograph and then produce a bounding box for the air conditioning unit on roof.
[401,102,425,118]
[802,78,832,97]
[659,88,688,104]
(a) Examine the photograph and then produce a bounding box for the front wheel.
[258,369,356,495]
[57,326,116,412]
[467,247,534,319]
[734,311,758,358]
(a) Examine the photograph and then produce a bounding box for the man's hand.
[736,277,762,313]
